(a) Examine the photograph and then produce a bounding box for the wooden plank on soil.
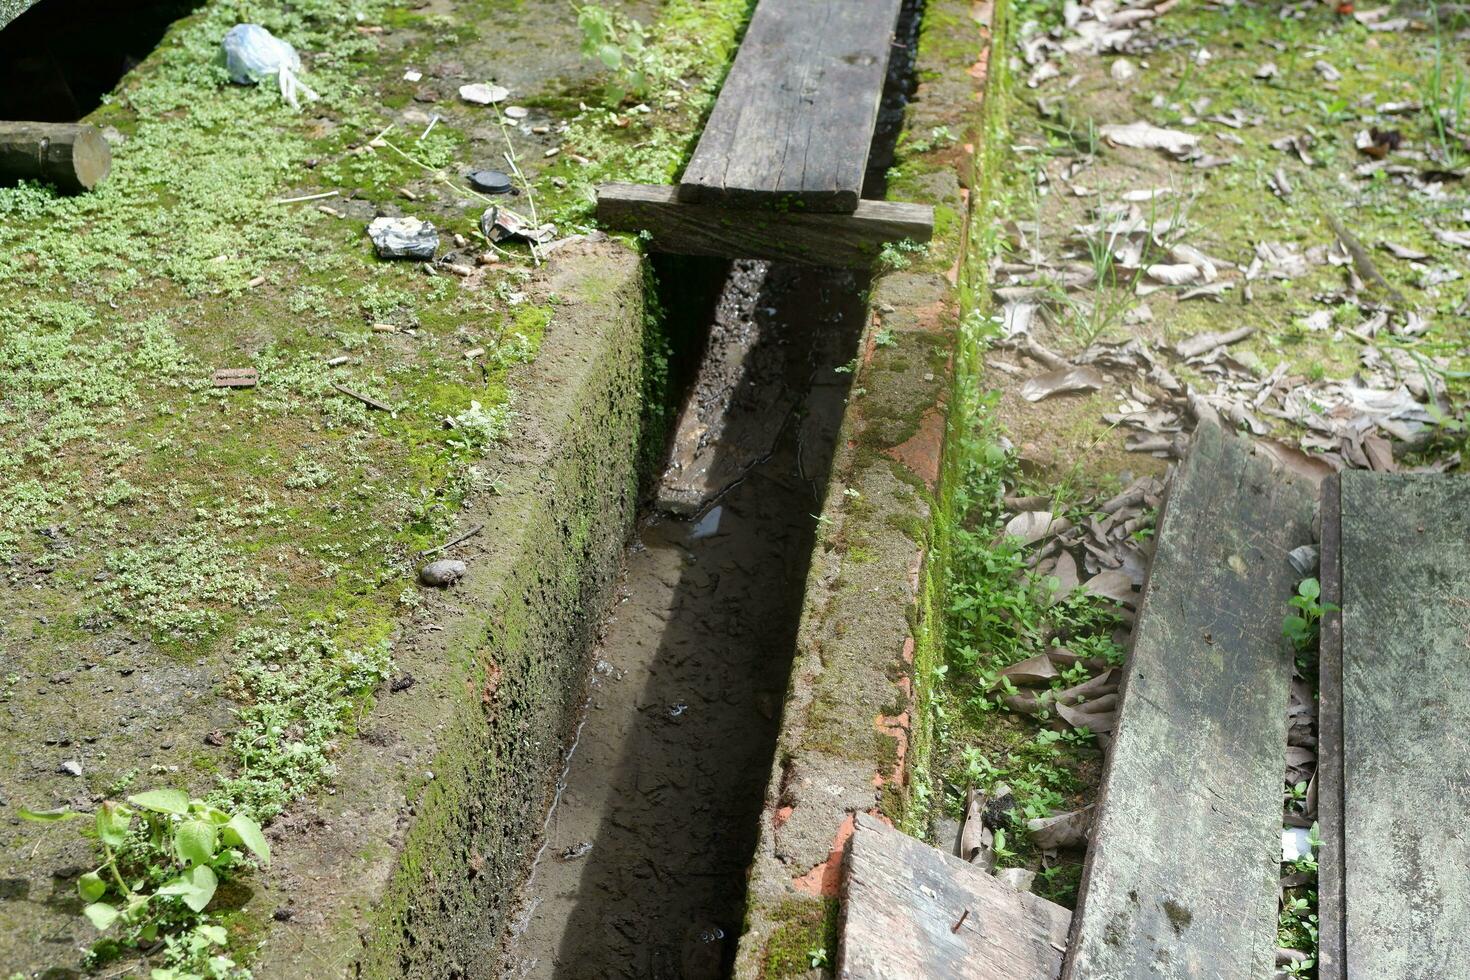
[597,183,932,267]
[1317,474,1346,978]
[1322,472,1470,979]
[1062,421,1316,980]
[840,812,1071,979]
[677,0,905,213]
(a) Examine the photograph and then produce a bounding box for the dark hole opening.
[0,0,206,122]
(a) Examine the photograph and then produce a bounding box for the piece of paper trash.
[221,24,319,110]
[460,82,510,105]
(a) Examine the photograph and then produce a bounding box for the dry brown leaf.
[1027,805,1095,850]
[1100,121,1200,156]
[1083,568,1136,607]
[1021,365,1107,402]
[993,653,1060,688]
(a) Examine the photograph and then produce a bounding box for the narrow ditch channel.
[500,260,865,979]
[499,5,923,977]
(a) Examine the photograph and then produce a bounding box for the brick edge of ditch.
[731,1,995,975]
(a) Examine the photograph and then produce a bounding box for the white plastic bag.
[221,24,318,110]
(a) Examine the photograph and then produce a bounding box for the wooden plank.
[840,812,1071,979]
[1317,474,1346,979]
[1332,472,1470,978]
[1062,421,1315,979]
[677,0,904,212]
[596,183,932,267]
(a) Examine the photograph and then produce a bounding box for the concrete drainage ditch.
[500,260,867,978]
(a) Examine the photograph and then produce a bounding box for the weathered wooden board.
[1321,472,1470,979]
[1062,421,1315,979]
[597,183,932,267]
[1317,474,1346,978]
[677,0,905,212]
[840,812,1071,979]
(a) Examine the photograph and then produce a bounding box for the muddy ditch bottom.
[497,261,864,979]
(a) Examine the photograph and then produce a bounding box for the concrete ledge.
[732,0,992,975]
[253,240,647,977]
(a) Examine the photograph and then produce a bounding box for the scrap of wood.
[841,812,1071,979]
[419,523,485,558]
[596,183,933,268]
[677,0,905,212]
[1317,475,1346,978]
[212,368,258,388]
[1324,472,1470,978]
[332,383,391,412]
[0,121,111,193]
[1062,422,1316,980]
[1324,211,1405,306]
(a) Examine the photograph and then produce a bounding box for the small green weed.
[575,3,657,105]
[21,790,269,979]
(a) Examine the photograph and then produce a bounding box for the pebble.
[420,559,467,587]
[59,760,82,777]
[504,105,529,119]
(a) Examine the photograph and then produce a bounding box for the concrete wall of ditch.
[731,1,996,973]
[252,241,650,977]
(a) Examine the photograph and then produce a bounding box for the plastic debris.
[466,169,515,195]
[221,24,318,110]
[459,82,510,105]
[367,216,438,260]
[1282,826,1313,862]
[479,206,556,246]
[1288,545,1319,577]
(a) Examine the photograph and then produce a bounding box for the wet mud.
[499,261,865,979]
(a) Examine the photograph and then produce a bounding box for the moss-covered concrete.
[731,1,993,975]
[255,240,646,978]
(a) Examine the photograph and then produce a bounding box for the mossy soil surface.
[921,0,1470,936]
[0,0,752,974]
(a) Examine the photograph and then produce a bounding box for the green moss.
[761,898,840,979]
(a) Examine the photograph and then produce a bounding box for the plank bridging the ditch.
[1062,421,1315,979]
[840,812,1072,979]
[596,183,931,268]
[1319,472,1470,979]
[676,0,905,213]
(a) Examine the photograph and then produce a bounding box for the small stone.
[420,559,467,587]
[1110,58,1137,83]
[59,760,82,777]
[503,105,529,119]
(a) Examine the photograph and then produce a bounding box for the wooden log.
[0,121,111,193]
[840,812,1071,979]
[1321,472,1470,979]
[677,0,905,213]
[1062,421,1316,979]
[596,183,932,268]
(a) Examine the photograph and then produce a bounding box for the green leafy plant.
[807,946,830,968]
[575,3,655,105]
[22,790,269,978]
[1283,577,1336,653]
